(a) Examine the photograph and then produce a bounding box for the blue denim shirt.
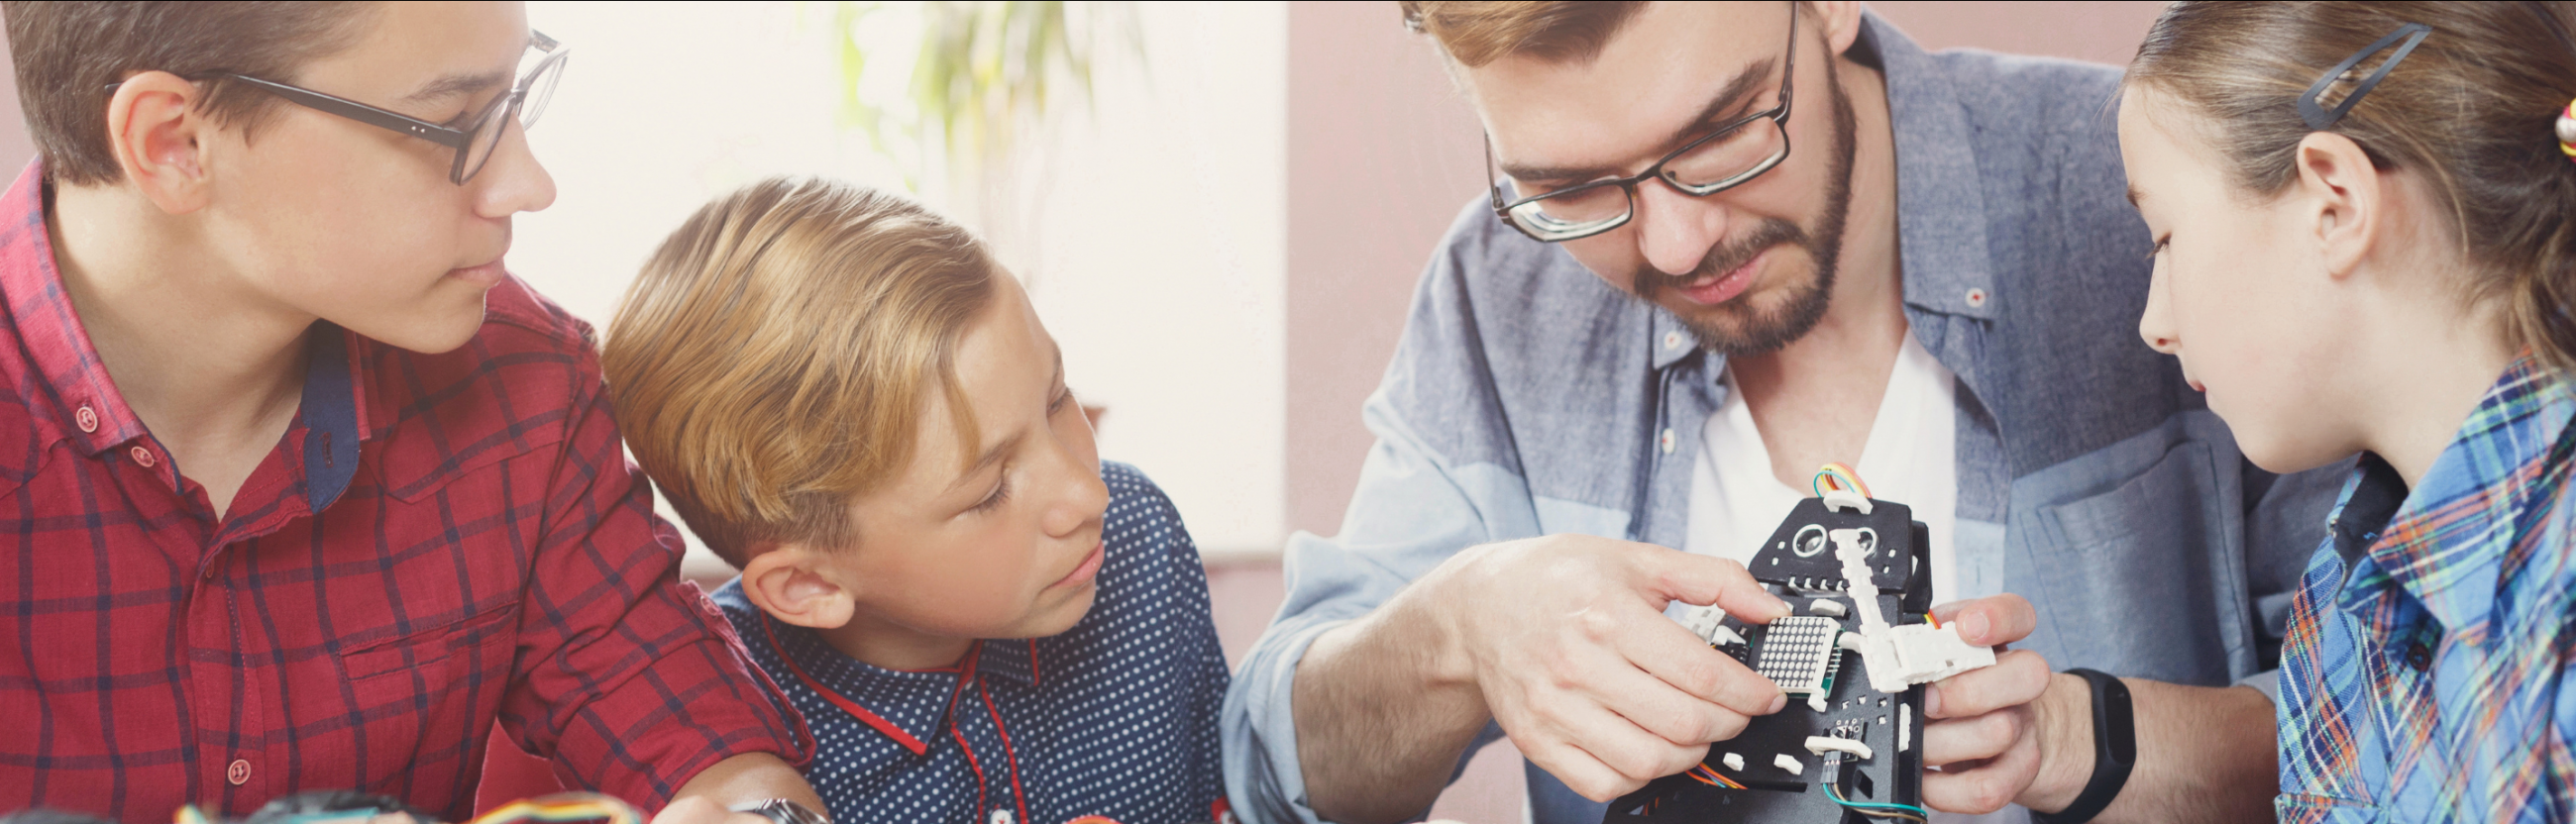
[1222,14,2346,824]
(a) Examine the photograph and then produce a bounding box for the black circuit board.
[1606,497,1934,823]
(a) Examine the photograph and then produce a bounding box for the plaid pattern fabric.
[2279,357,2576,823]
[0,161,808,822]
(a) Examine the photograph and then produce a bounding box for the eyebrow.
[403,69,510,106]
[1497,56,1776,183]
[949,341,1068,492]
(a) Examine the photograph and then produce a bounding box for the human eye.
[969,474,1012,513]
[2146,235,2170,260]
[1048,384,1075,415]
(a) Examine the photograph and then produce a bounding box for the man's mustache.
[1634,218,1809,299]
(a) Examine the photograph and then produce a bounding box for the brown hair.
[1398,1,1645,67]
[3,1,380,186]
[603,177,998,568]
[2127,1,2576,371]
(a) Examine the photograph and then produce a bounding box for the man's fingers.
[1610,614,1785,720]
[1512,701,1707,802]
[1919,712,2044,814]
[1919,709,2023,766]
[1642,550,1787,623]
[1924,649,2050,719]
[1930,592,2037,647]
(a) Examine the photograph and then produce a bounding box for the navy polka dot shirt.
[714,463,1231,824]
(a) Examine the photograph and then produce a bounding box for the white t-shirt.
[1682,329,1960,603]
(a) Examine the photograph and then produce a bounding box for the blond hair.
[2127,1,2576,372]
[603,177,997,567]
[1398,1,1644,67]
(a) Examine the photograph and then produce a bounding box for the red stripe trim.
[759,615,932,756]
[954,725,992,819]
[980,678,1030,824]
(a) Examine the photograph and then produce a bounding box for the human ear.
[2292,131,2383,281]
[101,70,212,214]
[1810,2,1865,55]
[740,546,857,630]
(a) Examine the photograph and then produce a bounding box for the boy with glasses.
[0,4,819,823]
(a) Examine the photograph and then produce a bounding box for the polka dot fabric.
[714,463,1231,824]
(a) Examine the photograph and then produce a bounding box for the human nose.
[1037,444,1109,541]
[2138,258,2180,356]
[472,119,558,219]
[1630,177,1730,276]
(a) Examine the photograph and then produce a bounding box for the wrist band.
[2030,669,2135,824]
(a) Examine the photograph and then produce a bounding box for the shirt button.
[1965,287,1988,308]
[74,404,97,433]
[130,446,156,467]
[225,759,251,785]
[988,811,1014,824]
[2406,641,2433,672]
[1663,330,1685,351]
[1660,428,1676,454]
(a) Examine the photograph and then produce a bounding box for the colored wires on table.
[1682,764,1746,789]
[466,793,642,824]
[1811,464,1873,499]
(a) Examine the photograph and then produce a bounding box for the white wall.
[511,1,1287,574]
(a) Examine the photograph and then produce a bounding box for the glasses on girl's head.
[1485,3,1797,244]
[107,32,569,185]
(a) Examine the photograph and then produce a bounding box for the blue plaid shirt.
[2278,358,2576,822]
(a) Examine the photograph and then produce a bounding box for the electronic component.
[1751,616,1841,712]
[1608,473,1994,824]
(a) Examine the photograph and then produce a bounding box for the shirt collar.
[1869,11,2001,322]
[2342,357,2576,637]
[0,158,373,511]
[758,613,1042,757]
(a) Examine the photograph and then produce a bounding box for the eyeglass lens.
[458,52,566,183]
[1504,117,1786,232]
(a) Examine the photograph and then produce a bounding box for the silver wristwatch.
[729,799,829,824]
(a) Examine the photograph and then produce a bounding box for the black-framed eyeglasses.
[1486,3,1797,243]
[107,32,568,185]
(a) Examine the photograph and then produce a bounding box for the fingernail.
[1924,685,1943,717]
[1768,693,1786,714]
[1960,611,1990,644]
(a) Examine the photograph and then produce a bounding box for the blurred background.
[0,2,2169,820]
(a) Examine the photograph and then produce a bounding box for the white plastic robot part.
[1899,704,1913,753]
[1722,752,1746,772]
[1806,598,1848,618]
[1803,735,1874,761]
[1678,603,1748,646]
[1821,487,1874,514]
[1773,753,1803,776]
[1846,623,1999,694]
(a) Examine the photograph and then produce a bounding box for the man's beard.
[1636,57,1860,358]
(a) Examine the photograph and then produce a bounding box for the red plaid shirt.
[0,162,809,822]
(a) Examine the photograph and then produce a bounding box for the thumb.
[1640,548,1787,623]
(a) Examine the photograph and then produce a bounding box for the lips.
[1052,541,1105,588]
[447,258,507,287]
[1672,248,1768,306]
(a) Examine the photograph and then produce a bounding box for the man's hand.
[1915,593,2067,814]
[1426,535,1791,801]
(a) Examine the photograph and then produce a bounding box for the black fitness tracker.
[2031,668,2136,824]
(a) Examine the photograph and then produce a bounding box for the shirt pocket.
[334,604,520,772]
[2026,441,2244,684]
